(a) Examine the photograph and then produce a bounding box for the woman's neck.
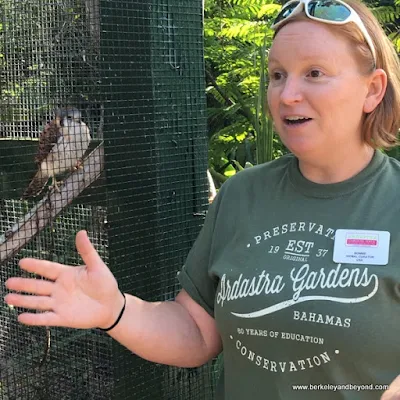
[298,145,375,184]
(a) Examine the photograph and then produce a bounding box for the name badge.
[333,229,390,265]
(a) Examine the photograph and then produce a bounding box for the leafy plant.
[204,0,286,186]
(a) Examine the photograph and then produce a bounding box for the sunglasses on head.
[271,0,376,64]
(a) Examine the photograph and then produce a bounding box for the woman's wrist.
[98,291,126,331]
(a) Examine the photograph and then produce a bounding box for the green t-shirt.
[178,150,400,399]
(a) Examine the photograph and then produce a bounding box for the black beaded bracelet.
[99,292,126,332]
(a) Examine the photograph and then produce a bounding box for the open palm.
[5,230,123,329]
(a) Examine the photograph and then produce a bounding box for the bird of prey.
[22,107,91,199]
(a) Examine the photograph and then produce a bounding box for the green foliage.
[368,1,400,55]
[255,34,274,164]
[0,0,97,124]
[205,0,286,185]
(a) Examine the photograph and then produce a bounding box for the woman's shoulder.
[211,154,294,207]
[383,152,400,178]
[224,153,294,187]
[386,153,400,168]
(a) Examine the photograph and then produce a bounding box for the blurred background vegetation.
[204,0,400,188]
[0,0,100,138]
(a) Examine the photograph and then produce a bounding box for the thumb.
[76,230,104,268]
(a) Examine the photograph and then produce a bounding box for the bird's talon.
[71,160,84,172]
[49,181,63,192]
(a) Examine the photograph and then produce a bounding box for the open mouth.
[284,117,312,125]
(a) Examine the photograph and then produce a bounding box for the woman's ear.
[363,68,387,113]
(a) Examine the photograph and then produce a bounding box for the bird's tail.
[21,170,49,199]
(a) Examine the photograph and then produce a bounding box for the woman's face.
[267,20,372,160]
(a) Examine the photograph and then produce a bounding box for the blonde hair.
[273,0,400,149]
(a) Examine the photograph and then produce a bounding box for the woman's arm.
[5,231,222,368]
[108,289,222,367]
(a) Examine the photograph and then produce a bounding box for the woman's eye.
[308,70,323,78]
[270,72,283,81]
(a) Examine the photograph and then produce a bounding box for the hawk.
[22,107,91,199]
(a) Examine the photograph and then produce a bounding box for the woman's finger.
[5,277,54,296]
[17,311,61,327]
[19,258,66,281]
[4,293,53,311]
[75,230,104,269]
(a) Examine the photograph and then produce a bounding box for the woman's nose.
[280,78,303,105]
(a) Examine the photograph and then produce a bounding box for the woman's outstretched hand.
[4,230,124,330]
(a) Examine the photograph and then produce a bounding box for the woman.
[5,0,400,398]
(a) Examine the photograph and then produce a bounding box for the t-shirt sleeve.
[177,186,224,318]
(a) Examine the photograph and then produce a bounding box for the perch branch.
[0,143,104,264]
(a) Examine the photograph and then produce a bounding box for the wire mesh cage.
[0,0,218,399]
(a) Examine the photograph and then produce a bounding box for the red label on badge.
[346,238,377,246]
